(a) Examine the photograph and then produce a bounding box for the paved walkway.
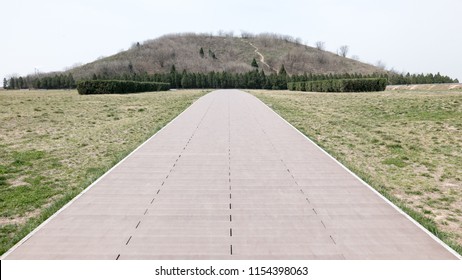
[3,90,459,259]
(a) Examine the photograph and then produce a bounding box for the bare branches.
[315,41,325,51]
[339,45,349,57]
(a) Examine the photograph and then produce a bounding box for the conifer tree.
[170,64,176,74]
[251,58,258,68]
[9,78,15,89]
[3,78,8,89]
[18,77,24,89]
[199,47,205,58]
[67,73,75,88]
[275,65,288,89]
[278,64,287,76]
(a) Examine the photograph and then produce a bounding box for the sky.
[1,0,461,83]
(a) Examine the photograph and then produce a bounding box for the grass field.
[2,88,461,256]
[0,89,207,255]
[251,89,462,254]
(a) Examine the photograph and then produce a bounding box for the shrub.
[77,80,170,95]
[288,78,387,92]
[287,82,295,91]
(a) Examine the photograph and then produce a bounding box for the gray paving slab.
[2,90,459,260]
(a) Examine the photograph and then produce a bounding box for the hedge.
[287,78,387,92]
[77,80,170,94]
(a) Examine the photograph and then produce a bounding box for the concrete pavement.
[3,90,459,259]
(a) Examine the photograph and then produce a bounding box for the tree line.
[88,65,290,90]
[288,78,387,92]
[289,72,458,85]
[3,73,76,90]
[386,72,458,85]
[77,80,170,94]
[3,67,458,91]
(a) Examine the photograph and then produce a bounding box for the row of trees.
[77,80,170,94]
[289,72,458,85]
[288,78,387,92]
[386,72,457,85]
[3,67,458,91]
[97,65,290,90]
[3,74,76,90]
[290,72,384,83]
[89,69,457,89]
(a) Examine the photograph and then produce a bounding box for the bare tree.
[339,45,349,57]
[240,31,255,39]
[315,41,325,51]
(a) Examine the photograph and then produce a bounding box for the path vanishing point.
[2,90,460,260]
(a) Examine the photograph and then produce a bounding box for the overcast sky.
[1,0,461,83]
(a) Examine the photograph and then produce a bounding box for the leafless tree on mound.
[315,41,325,51]
[339,45,349,57]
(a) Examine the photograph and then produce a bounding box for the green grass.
[0,89,207,255]
[250,89,462,255]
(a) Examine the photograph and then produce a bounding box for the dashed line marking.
[330,235,337,245]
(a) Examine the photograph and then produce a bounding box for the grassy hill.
[69,33,384,80]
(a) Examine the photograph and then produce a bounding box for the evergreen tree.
[68,73,75,88]
[207,49,217,59]
[251,58,258,68]
[170,64,176,74]
[33,78,41,89]
[181,69,190,88]
[199,47,205,58]
[169,65,179,88]
[3,78,8,89]
[18,77,24,89]
[275,65,288,89]
[51,75,58,89]
[278,64,287,76]
[9,77,16,89]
